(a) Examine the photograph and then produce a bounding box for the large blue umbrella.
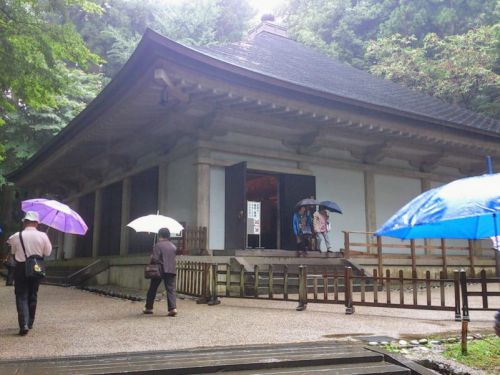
[375,173,500,240]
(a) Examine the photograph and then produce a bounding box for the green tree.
[282,0,498,66]
[0,0,102,123]
[0,66,103,184]
[73,0,255,78]
[366,25,500,118]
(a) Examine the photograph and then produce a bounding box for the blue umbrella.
[319,200,343,214]
[375,173,500,240]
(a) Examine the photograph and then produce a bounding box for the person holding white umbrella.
[143,228,178,317]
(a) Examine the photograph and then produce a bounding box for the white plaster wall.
[374,175,424,254]
[166,154,196,226]
[209,166,225,250]
[310,165,366,251]
[375,174,421,229]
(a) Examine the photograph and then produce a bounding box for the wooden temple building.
[3,21,500,284]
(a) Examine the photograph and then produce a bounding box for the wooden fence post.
[426,270,431,307]
[345,267,354,314]
[268,265,273,299]
[461,320,468,355]
[377,236,383,278]
[208,263,221,306]
[254,265,259,298]
[441,239,448,278]
[399,270,404,305]
[239,264,245,297]
[386,269,391,305]
[298,265,307,310]
[412,270,418,306]
[480,269,488,309]
[459,269,470,321]
[283,265,289,300]
[454,270,461,321]
[226,264,231,297]
[343,231,350,259]
[410,239,416,276]
[196,263,210,304]
[468,240,475,277]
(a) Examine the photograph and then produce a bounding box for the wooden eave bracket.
[154,68,189,103]
[408,152,446,173]
[351,141,392,164]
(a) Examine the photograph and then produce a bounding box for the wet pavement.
[0,283,496,361]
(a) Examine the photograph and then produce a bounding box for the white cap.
[23,211,40,222]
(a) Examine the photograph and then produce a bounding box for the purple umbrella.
[21,198,88,235]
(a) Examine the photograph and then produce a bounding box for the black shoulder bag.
[144,246,163,280]
[19,231,46,279]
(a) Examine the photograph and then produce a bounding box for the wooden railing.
[460,269,500,321]
[176,260,210,298]
[173,226,207,255]
[206,263,499,320]
[342,230,499,277]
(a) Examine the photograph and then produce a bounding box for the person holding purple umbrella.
[7,211,52,335]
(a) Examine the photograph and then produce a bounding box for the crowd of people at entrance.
[293,204,334,255]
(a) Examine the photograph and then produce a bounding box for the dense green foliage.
[72,0,255,78]
[0,0,102,121]
[0,0,104,183]
[282,0,500,118]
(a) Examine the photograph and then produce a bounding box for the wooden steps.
[0,342,417,375]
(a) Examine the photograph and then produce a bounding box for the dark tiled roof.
[194,31,500,135]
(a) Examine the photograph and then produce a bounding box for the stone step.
[225,362,411,374]
[0,342,416,375]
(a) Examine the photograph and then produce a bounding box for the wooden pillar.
[195,151,210,231]
[421,178,432,255]
[62,199,78,259]
[158,162,169,215]
[363,171,376,253]
[120,178,131,256]
[92,188,102,258]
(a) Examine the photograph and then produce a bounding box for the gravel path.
[0,283,496,361]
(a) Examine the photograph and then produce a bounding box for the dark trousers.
[297,234,313,252]
[14,262,40,329]
[6,266,15,285]
[145,273,176,311]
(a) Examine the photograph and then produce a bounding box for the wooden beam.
[154,68,189,102]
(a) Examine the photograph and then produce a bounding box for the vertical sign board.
[247,201,261,248]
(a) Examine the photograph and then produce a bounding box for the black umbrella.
[295,198,320,208]
[319,200,342,214]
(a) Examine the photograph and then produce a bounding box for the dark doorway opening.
[246,172,279,249]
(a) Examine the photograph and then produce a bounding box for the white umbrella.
[127,214,184,236]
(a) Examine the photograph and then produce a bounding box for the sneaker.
[143,308,153,314]
[19,326,29,336]
[167,309,177,317]
[296,304,307,311]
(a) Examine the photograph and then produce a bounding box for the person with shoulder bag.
[143,228,178,317]
[7,211,52,335]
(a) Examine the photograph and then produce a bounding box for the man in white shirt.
[7,211,52,335]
